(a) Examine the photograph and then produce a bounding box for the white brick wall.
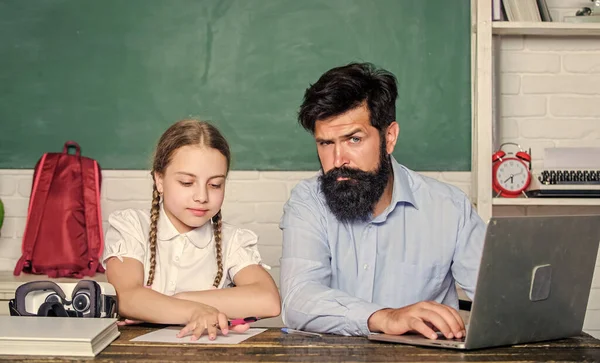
[494,0,600,338]
[0,169,468,328]
[2,167,599,333]
[0,169,470,271]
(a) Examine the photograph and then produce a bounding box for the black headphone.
[37,301,70,317]
[9,280,116,318]
[37,300,86,317]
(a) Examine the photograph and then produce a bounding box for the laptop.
[368,215,600,350]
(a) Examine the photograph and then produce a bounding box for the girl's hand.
[176,304,228,341]
[229,323,251,333]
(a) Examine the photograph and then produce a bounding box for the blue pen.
[281,327,322,337]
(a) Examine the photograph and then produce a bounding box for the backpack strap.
[80,157,104,276]
[14,153,59,276]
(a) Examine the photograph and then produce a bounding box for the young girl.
[102,120,281,341]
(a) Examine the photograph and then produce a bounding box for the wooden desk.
[1,326,599,362]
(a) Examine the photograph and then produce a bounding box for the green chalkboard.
[0,0,471,171]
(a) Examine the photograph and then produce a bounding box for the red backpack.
[14,141,105,278]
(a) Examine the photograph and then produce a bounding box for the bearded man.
[279,63,485,340]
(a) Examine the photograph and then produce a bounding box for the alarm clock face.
[495,159,530,193]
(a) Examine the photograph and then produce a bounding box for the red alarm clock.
[492,142,532,198]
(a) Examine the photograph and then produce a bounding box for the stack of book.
[493,0,552,22]
[0,316,120,357]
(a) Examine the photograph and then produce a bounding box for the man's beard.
[319,141,392,223]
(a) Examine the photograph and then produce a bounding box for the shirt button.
[169,280,175,286]
[363,264,369,270]
[174,256,180,263]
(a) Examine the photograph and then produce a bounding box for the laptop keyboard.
[435,332,466,342]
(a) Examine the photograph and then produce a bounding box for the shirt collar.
[372,156,418,223]
[157,204,213,249]
[390,156,418,208]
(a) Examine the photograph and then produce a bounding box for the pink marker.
[228,317,259,327]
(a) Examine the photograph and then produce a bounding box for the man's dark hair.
[298,62,398,134]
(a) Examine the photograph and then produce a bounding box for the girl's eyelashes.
[178,180,223,189]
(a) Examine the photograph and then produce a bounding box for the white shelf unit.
[492,198,600,206]
[492,21,600,36]
[472,0,600,222]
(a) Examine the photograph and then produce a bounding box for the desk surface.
[1,326,600,362]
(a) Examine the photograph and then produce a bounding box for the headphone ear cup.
[37,302,69,317]
[516,151,531,162]
[8,300,21,316]
[492,151,505,163]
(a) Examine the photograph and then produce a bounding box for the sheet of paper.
[543,147,600,169]
[130,327,267,345]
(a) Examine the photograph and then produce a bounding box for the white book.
[526,0,542,21]
[0,316,120,357]
[503,0,541,21]
[492,0,503,21]
[536,0,552,21]
[503,0,517,21]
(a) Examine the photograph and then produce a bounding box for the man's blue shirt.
[280,157,485,336]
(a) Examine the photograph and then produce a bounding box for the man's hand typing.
[367,301,465,340]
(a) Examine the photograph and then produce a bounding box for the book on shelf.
[536,0,553,22]
[494,0,552,22]
[492,0,505,21]
[0,316,120,357]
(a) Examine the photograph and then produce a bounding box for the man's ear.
[153,171,164,195]
[385,122,400,154]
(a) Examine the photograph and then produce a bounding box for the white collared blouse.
[102,205,263,295]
